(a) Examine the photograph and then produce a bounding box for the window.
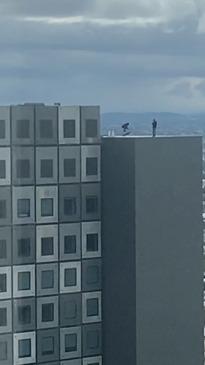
[17,199,30,218]
[64,268,77,287]
[64,198,76,216]
[87,266,99,284]
[18,272,30,290]
[40,159,53,178]
[86,196,98,214]
[86,119,97,138]
[86,157,98,176]
[41,198,53,217]
[0,240,7,259]
[87,298,99,317]
[18,339,31,358]
[64,158,76,177]
[41,237,54,256]
[40,120,53,138]
[0,120,5,139]
[18,305,31,324]
[0,160,6,179]
[17,238,31,257]
[42,303,54,322]
[41,270,54,289]
[16,159,30,178]
[16,120,30,138]
[42,336,54,355]
[65,333,77,352]
[0,341,7,360]
[63,119,75,138]
[0,200,6,219]
[87,234,98,252]
[64,301,77,320]
[0,274,6,292]
[64,235,76,254]
[0,308,7,326]
[87,330,99,349]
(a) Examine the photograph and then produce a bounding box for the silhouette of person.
[152,119,157,137]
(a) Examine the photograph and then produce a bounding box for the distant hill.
[101,112,205,137]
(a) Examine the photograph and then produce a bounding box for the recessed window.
[42,303,54,322]
[87,330,99,349]
[0,160,6,179]
[40,159,53,178]
[41,198,53,217]
[63,119,75,138]
[0,274,7,292]
[86,119,98,138]
[87,298,99,316]
[87,266,99,284]
[40,120,53,138]
[64,235,76,254]
[86,196,98,214]
[18,305,31,324]
[87,234,98,252]
[18,272,31,290]
[16,120,30,139]
[65,333,77,352]
[86,157,98,176]
[0,240,7,259]
[64,268,77,287]
[0,200,6,219]
[18,338,31,358]
[17,238,31,257]
[41,237,54,256]
[42,336,54,355]
[0,120,5,139]
[64,198,77,216]
[17,199,30,218]
[0,341,7,360]
[41,270,54,289]
[16,159,30,178]
[0,307,7,326]
[64,158,76,177]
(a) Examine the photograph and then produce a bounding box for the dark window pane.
[18,305,31,324]
[41,237,54,256]
[0,274,7,292]
[41,270,54,289]
[64,268,76,287]
[18,339,31,358]
[42,336,54,355]
[40,159,53,178]
[16,120,30,139]
[0,341,7,360]
[86,119,97,138]
[87,298,99,316]
[64,235,76,254]
[87,330,99,349]
[86,196,98,214]
[0,120,5,139]
[86,233,98,252]
[41,198,53,217]
[0,160,6,179]
[17,199,30,218]
[63,119,75,138]
[42,303,54,322]
[87,266,99,284]
[64,198,76,216]
[0,308,7,326]
[40,120,53,138]
[64,301,77,319]
[65,333,77,352]
[0,200,6,219]
[86,157,98,176]
[18,272,30,290]
[17,238,31,257]
[64,159,76,177]
[0,240,7,259]
[16,159,30,178]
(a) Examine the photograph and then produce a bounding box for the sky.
[0,0,205,113]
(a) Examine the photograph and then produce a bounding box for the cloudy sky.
[0,0,205,112]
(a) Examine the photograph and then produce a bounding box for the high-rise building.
[0,104,102,365]
[102,136,204,365]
